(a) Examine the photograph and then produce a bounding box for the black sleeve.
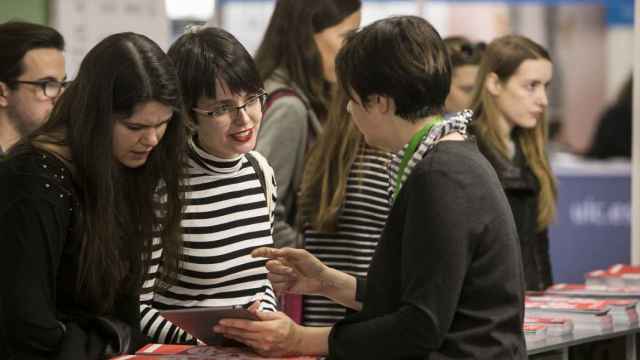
[1,197,67,358]
[586,105,631,159]
[354,276,367,303]
[0,196,144,359]
[329,166,472,359]
[536,229,553,289]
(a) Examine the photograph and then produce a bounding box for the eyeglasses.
[193,91,267,120]
[12,79,71,98]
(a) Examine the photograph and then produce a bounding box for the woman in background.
[443,36,485,113]
[298,88,391,327]
[254,0,361,248]
[470,34,557,291]
[0,32,186,358]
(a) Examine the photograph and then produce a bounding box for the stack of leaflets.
[585,264,640,287]
[523,323,547,343]
[524,316,574,337]
[525,296,614,331]
[111,344,318,360]
[529,295,638,326]
[546,283,640,299]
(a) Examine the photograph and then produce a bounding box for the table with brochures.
[526,324,640,359]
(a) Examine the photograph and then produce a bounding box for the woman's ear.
[485,73,502,97]
[374,95,395,116]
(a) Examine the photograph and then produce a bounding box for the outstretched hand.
[252,247,331,297]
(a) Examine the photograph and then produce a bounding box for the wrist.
[318,266,339,297]
[290,322,306,355]
[294,325,330,355]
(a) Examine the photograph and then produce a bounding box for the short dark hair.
[168,26,262,127]
[336,16,451,121]
[0,21,65,86]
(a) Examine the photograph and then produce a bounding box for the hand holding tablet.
[160,306,259,345]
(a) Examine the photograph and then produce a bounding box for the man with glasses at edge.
[0,21,66,156]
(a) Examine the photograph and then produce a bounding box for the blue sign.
[549,171,631,284]
[605,0,634,26]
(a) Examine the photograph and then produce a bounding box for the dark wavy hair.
[254,0,361,121]
[25,32,187,313]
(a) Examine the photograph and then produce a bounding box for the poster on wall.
[50,0,170,78]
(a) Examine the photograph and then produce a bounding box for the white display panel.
[50,0,170,78]
[218,1,274,55]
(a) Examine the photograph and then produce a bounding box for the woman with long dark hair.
[0,32,186,359]
[470,35,557,291]
[254,0,361,248]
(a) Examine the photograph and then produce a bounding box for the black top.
[0,148,148,359]
[475,133,553,291]
[586,100,632,159]
[328,140,526,359]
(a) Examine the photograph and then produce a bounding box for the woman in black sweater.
[214,16,526,359]
[470,35,557,291]
[0,33,186,359]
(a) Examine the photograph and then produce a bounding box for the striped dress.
[140,137,278,343]
[302,146,391,326]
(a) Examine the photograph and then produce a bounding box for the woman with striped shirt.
[139,27,278,343]
[298,89,391,326]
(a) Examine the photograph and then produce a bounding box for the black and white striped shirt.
[140,137,278,343]
[302,146,391,326]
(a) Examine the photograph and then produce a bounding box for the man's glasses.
[193,91,267,120]
[12,79,70,98]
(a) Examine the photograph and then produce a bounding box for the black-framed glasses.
[192,91,268,120]
[12,79,71,98]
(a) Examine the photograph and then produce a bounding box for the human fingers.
[219,332,263,349]
[265,259,295,275]
[217,318,282,334]
[247,300,260,313]
[269,279,293,296]
[213,324,264,342]
[254,310,286,321]
[255,247,309,265]
[222,335,274,357]
[251,247,284,259]
[267,271,295,284]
